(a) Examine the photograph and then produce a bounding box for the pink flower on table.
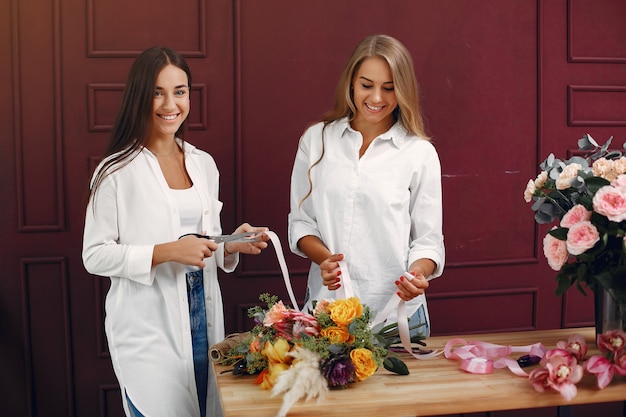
[560,205,592,228]
[597,330,626,354]
[614,351,626,376]
[592,185,626,222]
[543,232,569,271]
[585,355,614,389]
[528,349,583,401]
[566,221,600,255]
[556,334,587,361]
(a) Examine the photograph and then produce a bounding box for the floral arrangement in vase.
[219,294,425,416]
[523,134,626,330]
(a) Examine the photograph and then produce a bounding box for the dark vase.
[594,287,626,337]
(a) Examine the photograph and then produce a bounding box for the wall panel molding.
[14,0,65,231]
[428,288,538,334]
[86,0,207,57]
[568,85,626,126]
[567,0,626,63]
[20,257,74,417]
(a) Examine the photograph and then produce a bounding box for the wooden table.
[213,327,626,417]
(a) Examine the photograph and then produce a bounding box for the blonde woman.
[288,34,445,336]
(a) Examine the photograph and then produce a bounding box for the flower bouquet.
[219,293,426,416]
[523,134,626,328]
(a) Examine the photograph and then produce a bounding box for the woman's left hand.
[223,223,269,255]
[395,270,429,301]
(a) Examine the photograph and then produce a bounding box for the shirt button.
[204,210,209,215]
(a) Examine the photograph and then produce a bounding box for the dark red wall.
[1,0,625,416]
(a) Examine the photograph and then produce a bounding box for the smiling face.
[350,56,398,133]
[151,64,190,140]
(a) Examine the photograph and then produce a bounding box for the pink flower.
[592,185,626,222]
[313,299,332,316]
[543,232,569,271]
[612,173,626,189]
[529,349,583,401]
[566,221,600,255]
[613,351,626,376]
[585,355,614,389]
[592,157,616,180]
[556,334,587,361]
[272,309,320,340]
[263,301,288,327]
[556,163,582,190]
[613,159,626,177]
[597,330,626,354]
[560,205,592,228]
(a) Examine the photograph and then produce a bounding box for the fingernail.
[336,271,342,276]
[335,278,341,283]
[400,276,405,282]
[394,280,400,285]
[397,292,402,297]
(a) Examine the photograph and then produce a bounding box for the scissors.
[179,231,262,244]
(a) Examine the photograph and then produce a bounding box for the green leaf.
[548,227,568,240]
[584,176,610,194]
[383,357,410,375]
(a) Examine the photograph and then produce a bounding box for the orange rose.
[350,348,377,381]
[320,326,354,344]
[328,297,363,326]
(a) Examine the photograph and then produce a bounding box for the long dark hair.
[88,46,192,200]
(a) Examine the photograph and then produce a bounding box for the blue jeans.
[125,391,144,417]
[187,269,208,417]
[408,304,430,338]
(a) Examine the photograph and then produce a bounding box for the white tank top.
[170,185,202,271]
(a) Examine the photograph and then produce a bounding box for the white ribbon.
[265,231,300,312]
[264,231,439,359]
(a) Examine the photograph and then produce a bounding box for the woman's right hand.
[319,253,344,291]
[153,235,218,268]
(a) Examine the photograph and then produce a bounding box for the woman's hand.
[319,253,344,291]
[395,271,429,301]
[153,234,218,268]
[223,223,269,255]
[395,259,436,301]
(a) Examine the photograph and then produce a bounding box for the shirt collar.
[338,117,409,148]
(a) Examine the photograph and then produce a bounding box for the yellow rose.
[260,362,290,390]
[262,338,291,364]
[350,348,377,381]
[328,297,363,326]
[320,326,354,343]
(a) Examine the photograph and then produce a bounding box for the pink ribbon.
[444,338,547,376]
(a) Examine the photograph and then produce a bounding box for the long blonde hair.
[300,34,428,207]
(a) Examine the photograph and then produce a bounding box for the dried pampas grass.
[271,347,329,417]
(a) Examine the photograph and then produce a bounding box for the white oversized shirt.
[82,140,234,417]
[288,118,445,322]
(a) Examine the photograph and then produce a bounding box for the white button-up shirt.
[288,118,445,321]
[83,140,234,417]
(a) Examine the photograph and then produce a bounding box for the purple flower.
[321,353,355,387]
